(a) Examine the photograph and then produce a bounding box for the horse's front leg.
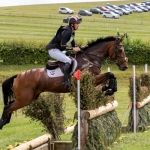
[94,72,117,96]
[94,72,115,86]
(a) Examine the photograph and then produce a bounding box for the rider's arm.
[60,30,71,50]
[60,30,80,52]
[71,39,75,47]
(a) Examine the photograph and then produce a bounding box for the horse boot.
[64,62,71,88]
[108,77,117,92]
[105,89,114,96]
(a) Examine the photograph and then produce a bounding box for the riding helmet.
[69,15,82,24]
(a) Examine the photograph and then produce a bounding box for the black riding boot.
[64,62,71,88]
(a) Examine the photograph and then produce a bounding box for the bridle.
[110,37,128,65]
[79,36,128,71]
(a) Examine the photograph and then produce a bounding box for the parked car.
[96,6,108,12]
[104,6,123,16]
[118,4,133,13]
[63,16,71,23]
[105,4,124,15]
[142,4,150,10]
[142,1,150,6]
[102,11,120,19]
[59,7,74,14]
[132,2,140,7]
[107,3,130,14]
[140,2,150,9]
[106,3,120,9]
[126,4,138,12]
[115,8,130,15]
[90,8,103,14]
[137,6,149,12]
[127,4,143,12]
[145,2,150,6]
[78,10,92,16]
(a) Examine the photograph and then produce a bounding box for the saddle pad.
[47,68,64,78]
[46,58,77,78]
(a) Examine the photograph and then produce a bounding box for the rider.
[46,15,82,88]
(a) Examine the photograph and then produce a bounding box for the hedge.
[0,40,49,65]
[123,38,150,65]
[0,38,150,65]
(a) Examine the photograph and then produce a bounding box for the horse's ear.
[118,35,124,43]
[117,31,120,36]
[120,35,124,42]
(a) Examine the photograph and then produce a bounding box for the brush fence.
[127,73,150,132]
[65,100,121,150]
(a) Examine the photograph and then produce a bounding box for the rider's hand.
[73,47,80,52]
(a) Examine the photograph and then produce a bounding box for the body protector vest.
[46,26,75,51]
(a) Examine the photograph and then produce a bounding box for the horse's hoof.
[0,119,4,130]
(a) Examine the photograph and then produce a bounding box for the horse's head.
[109,35,128,71]
[75,36,128,75]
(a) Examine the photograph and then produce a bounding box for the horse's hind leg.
[0,100,15,129]
[0,100,27,129]
[0,91,39,129]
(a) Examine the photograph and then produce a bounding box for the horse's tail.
[2,75,18,106]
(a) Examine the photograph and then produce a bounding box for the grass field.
[0,64,150,149]
[0,0,150,44]
[0,0,150,149]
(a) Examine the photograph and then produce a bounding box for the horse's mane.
[84,36,116,50]
[71,36,116,57]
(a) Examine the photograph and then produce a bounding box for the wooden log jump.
[65,100,118,134]
[129,95,150,109]
[12,134,52,150]
[86,100,118,119]
[137,95,150,108]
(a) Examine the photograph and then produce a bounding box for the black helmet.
[69,15,82,24]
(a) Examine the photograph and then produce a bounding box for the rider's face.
[73,23,79,30]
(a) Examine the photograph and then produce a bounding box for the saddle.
[46,57,77,76]
[46,60,65,73]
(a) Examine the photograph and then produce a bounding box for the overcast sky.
[0,0,114,7]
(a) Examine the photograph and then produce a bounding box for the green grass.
[0,1,150,149]
[0,64,150,149]
[0,0,150,43]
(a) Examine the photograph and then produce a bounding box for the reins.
[79,49,104,71]
[80,49,104,59]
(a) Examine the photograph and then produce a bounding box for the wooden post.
[80,110,88,150]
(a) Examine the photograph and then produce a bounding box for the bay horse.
[0,35,128,129]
